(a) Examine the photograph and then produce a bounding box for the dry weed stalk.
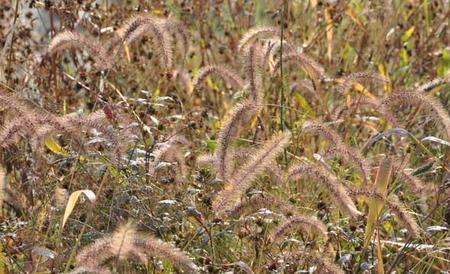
[272,51,326,80]
[111,14,174,68]
[261,38,295,70]
[334,71,389,95]
[212,131,291,216]
[288,163,362,218]
[242,43,265,103]
[0,166,5,218]
[0,88,118,151]
[71,222,199,273]
[393,163,438,196]
[226,192,297,218]
[302,121,370,184]
[214,100,259,180]
[282,250,344,274]
[48,31,109,68]
[49,13,189,69]
[269,215,329,243]
[381,89,450,139]
[192,65,245,92]
[349,187,421,237]
[237,26,280,53]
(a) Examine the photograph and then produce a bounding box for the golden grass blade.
[375,228,385,274]
[124,43,132,63]
[0,166,5,219]
[325,6,333,63]
[377,63,391,93]
[364,158,392,249]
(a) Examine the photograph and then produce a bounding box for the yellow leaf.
[187,79,194,94]
[377,63,391,93]
[44,137,69,156]
[61,190,96,231]
[223,99,231,113]
[63,99,67,115]
[364,158,392,249]
[151,9,164,16]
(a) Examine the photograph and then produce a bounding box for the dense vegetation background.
[0,0,449,273]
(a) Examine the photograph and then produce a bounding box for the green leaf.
[205,139,217,151]
[399,48,408,67]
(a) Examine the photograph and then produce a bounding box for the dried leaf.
[61,189,96,231]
